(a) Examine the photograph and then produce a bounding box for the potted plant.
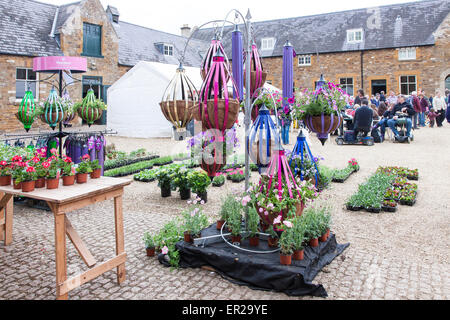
[143,232,156,257]
[46,162,60,190]
[212,174,225,187]
[182,203,209,244]
[60,157,75,186]
[317,207,332,242]
[278,220,295,266]
[348,158,360,172]
[303,209,320,247]
[170,166,191,200]
[187,170,211,203]
[16,165,37,193]
[292,216,306,260]
[227,204,243,245]
[34,156,48,189]
[37,89,66,130]
[218,194,239,231]
[156,167,173,198]
[90,160,102,179]
[76,154,92,184]
[382,199,398,212]
[73,89,107,127]
[265,226,279,248]
[227,169,246,183]
[0,161,11,186]
[11,157,26,190]
[246,206,260,247]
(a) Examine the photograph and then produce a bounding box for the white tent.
[107,61,203,138]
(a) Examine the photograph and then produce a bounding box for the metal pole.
[244,9,252,193]
[58,70,63,158]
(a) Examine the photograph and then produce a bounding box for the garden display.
[104,150,158,170]
[73,88,106,127]
[133,168,158,182]
[331,159,360,183]
[212,175,225,187]
[16,89,36,132]
[226,169,246,183]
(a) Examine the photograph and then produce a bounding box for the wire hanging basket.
[160,65,197,129]
[76,89,104,127]
[40,88,65,130]
[244,44,267,99]
[200,37,231,81]
[62,90,75,127]
[16,90,36,132]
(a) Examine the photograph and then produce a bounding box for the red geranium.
[82,154,90,161]
[26,166,36,173]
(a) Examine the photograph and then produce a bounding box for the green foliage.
[279,223,295,255]
[182,205,209,237]
[143,232,155,249]
[90,159,102,170]
[153,218,184,268]
[169,165,192,191]
[291,216,306,250]
[187,171,211,194]
[76,159,93,174]
[225,198,243,236]
[212,175,225,187]
[317,165,334,190]
[133,168,158,182]
[246,206,260,238]
[346,173,396,209]
[104,159,158,177]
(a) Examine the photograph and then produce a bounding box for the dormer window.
[347,29,364,43]
[164,44,174,56]
[261,38,275,50]
[298,55,311,66]
[398,47,416,61]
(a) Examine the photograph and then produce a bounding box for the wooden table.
[0,177,132,300]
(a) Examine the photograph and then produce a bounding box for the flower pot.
[216,219,225,230]
[197,192,207,203]
[309,238,319,247]
[249,236,259,247]
[46,178,59,190]
[76,173,88,184]
[21,180,35,193]
[62,175,75,186]
[326,229,330,238]
[184,231,193,244]
[0,175,11,186]
[231,235,241,244]
[90,168,101,179]
[319,233,328,242]
[293,249,304,261]
[35,178,45,189]
[280,254,292,266]
[180,188,191,200]
[161,185,171,198]
[268,237,278,248]
[146,247,156,257]
[13,179,22,190]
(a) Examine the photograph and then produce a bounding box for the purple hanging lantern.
[201,37,231,81]
[282,40,294,113]
[232,25,244,102]
[244,44,267,99]
[198,51,240,133]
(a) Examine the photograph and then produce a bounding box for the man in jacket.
[411,91,421,129]
[418,92,429,127]
[353,99,373,140]
[387,95,415,140]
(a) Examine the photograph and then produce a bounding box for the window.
[261,38,275,50]
[347,29,364,43]
[298,55,311,66]
[398,48,416,61]
[82,23,102,57]
[16,68,37,99]
[164,44,174,56]
[340,78,354,96]
[400,75,416,95]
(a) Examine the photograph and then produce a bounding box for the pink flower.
[241,195,251,206]
[82,154,90,161]
[50,148,57,155]
[26,166,36,173]
[264,211,269,216]
[259,208,263,213]
[283,221,293,228]
[273,215,282,225]
[42,162,51,169]
[161,246,169,255]
[0,161,7,166]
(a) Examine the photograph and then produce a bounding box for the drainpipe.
[360,50,364,90]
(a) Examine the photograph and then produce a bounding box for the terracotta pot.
[309,238,319,247]
[21,180,35,193]
[76,173,88,184]
[231,235,241,244]
[46,178,59,190]
[326,229,331,238]
[293,249,304,261]
[268,237,278,248]
[305,114,343,145]
[319,230,329,242]
[0,175,11,186]
[90,169,101,179]
[13,179,22,190]
[216,220,225,230]
[200,99,240,131]
[184,231,193,243]
[280,254,292,266]
[249,236,260,247]
[35,178,45,189]
[146,247,156,257]
[62,175,75,186]
[159,100,194,128]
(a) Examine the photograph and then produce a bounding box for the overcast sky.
[45,0,418,35]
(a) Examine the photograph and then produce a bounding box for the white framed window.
[340,78,354,96]
[399,75,417,95]
[347,28,364,43]
[298,55,311,66]
[398,47,416,61]
[16,68,38,99]
[163,44,174,56]
[261,37,275,50]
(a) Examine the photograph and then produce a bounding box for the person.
[380,91,386,102]
[386,91,398,106]
[446,89,450,123]
[353,99,373,140]
[428,108,438,127]
[433,90,446,127]
[278,108,292,145]
[418,92,429,127]
[354,89,365,106]
[370,104,379,120]
[387,95,415,140]
[411,91,421,129]
[370,95,379,107]
[373,102,392,142]
[377,102,388,118]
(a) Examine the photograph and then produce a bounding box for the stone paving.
[1,126,449,300]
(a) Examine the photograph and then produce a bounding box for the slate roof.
[193,0,450,57]
[0,0,62,56]
[55,1,80,34]
[113,21,208,67]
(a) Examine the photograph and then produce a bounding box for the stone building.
[195,0,450,98]
[0,0,206,132]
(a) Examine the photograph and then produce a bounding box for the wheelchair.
[391,112,414,144]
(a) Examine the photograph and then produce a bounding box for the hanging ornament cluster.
[245,44,267,99]
[289,129,319,187]
[40,88,65,130]
[159,65,197,129]
[16,90,36,132]
[62,90,75,127]
[76,89,104,127]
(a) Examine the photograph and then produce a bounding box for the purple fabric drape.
[282,41,294,111]
[232,27,244,101]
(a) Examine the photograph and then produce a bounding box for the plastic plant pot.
[46,178,59,190]
[76,173,88,184]
[62,175,75,186]
[293,249,304,261]
[21,180,35,193]
[280,254,292,266]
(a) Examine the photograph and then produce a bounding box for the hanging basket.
[77,89,104,126]
[62,90,75,127]
[16,90,36,132]
[200,38,230,81]
[40,89,65,130]
[244,44,267,98]
[160,66,197,129]
[305,114,342,145]
[200,99,240,132]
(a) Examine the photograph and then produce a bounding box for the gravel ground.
[1,124,449,300]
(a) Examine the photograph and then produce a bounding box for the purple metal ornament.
[282,41,294,109]
[232,25,244,101]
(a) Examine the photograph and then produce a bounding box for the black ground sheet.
[159,224,350,297]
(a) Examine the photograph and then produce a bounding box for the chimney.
[180,24,191,38]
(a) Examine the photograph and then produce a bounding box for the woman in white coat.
[433,90,446,127]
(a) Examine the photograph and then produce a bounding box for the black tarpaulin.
[159,224,349,298]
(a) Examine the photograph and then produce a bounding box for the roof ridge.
[16,0,57,8]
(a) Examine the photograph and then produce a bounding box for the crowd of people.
[345,88,450,143]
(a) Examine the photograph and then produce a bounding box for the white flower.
[283,221,293,228]
[200,200,205,205]
[161,246,169,255]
